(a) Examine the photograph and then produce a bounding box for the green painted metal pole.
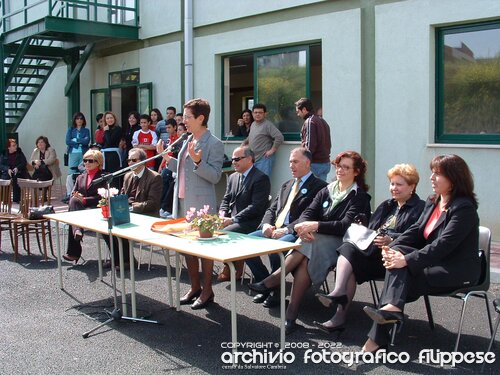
[0,35,6,152]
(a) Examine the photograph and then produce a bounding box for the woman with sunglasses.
[62,149,106,263]
[65,112,90,173]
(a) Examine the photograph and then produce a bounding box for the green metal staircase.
[4,37,60,133]
[1,0,139,143]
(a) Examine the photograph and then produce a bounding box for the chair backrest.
[0,179,13,214]
[16,178,54,219]
[476,226,492,290]
[101,148,122,171]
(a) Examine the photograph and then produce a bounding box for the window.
[222,44,322,141]
[436,21,500,144]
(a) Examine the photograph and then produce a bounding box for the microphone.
[162,132,189,154]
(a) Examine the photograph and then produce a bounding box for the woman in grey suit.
[362,154,480,352]
[161,98,224,310]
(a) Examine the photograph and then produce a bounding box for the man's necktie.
[275,178,301,229]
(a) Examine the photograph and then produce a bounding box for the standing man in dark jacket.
[217,145,271,281]
[295,98,331,181]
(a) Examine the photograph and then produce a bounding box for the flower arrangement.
[97,187,119,207]
[186,205,223,235]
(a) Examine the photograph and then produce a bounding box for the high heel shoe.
[180,289,202,305]
[248,281,276,294]
[362,344,388,354]
[63,254,80,263]
[191,293,214,310]
[363,306,403,325]
[316,293,348,309]
[313,320,345,334]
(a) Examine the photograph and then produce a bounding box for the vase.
[101,205,110,218]
[198,229,213,238]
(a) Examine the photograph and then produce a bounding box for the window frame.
[221,43,316,142]
[435,20,500,144]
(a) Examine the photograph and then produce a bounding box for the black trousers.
[66,197,85,258]
[368,266,460,346]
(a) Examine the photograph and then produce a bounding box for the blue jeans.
[245,229,297,282]
[254,154,275,177]
[311,162,331,182]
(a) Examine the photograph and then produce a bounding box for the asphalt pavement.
[1,187,499,374]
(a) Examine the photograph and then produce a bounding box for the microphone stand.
[81,141,185,338]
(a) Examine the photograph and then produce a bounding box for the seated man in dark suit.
[217,145,271,282]
[246,147,328,307]
[104,147,163,268]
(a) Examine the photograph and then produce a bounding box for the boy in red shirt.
[132,114,158,169]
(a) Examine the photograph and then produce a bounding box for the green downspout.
[0,35,6,150]
[360,0,376,207]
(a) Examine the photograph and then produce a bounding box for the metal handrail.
[1,0,138,33]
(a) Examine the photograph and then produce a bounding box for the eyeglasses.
[127,158,139,163]
[335,164,352,171]
[231,156,247,162]
[252,111,264,115]
[83,159,96,163]
[183,114,194,120]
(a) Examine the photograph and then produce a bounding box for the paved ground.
[1,186,499,374]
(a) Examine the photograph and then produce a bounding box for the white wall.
[139,0,182,39]
[194,0,326,27]
[374,0,500,239]
[193,9,361,196]
[17,64,68,177]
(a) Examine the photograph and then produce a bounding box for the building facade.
[3,0,500,239]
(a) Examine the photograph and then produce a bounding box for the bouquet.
[186,205,223,235]
[97,187,119,207]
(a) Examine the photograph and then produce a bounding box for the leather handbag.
[343,223,378,250]
[28,205,55,220]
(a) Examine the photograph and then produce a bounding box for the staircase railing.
[1,0,138,33]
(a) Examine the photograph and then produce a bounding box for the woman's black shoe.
[313,320,345,334]
[248,281,276,294]
[363,306,403,325]
[316,293,348,309]
[180,289,202,305]
[191,293,214,310]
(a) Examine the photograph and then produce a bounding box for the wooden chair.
[0,179,21,251]
[11,178,54,261]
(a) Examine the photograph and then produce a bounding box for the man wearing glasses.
[122,148,162,215]
[102,148,162,269]
[217,145,271,282]
[244,103,284,176]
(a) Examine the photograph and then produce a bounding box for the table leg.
[56,221,63,289]
[228,261,237,353]
[175,252,180,311]
[117,238,127,316]
[279,252,285,349]
[164,249,173,307]
[96,233,103,282]
[129,240,137,318]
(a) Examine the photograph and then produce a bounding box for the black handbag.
[28,205,55,220]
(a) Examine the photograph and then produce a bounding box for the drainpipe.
[184,0,193,102]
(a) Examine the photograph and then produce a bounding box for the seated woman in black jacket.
[249,151,372,334]
[362,154,480,353]
[314,164,425,333]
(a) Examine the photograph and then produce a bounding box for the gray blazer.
[168,129,224,218]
